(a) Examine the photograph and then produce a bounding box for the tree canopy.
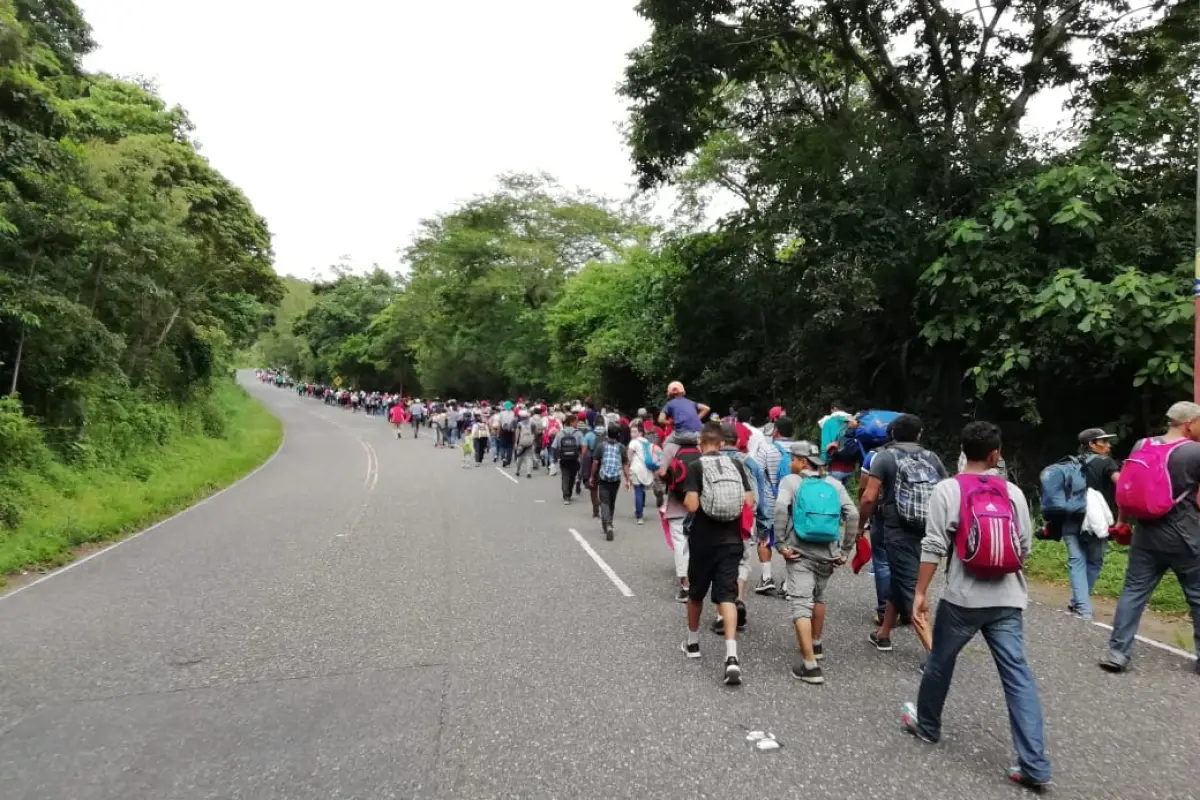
[260,0,1195,477]
[0,0,281,437]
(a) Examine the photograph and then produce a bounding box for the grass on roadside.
[0,383,281,584]
[1024,538,1187,615]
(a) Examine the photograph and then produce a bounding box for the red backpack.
[953,474,1023,579]
[665,446,700,496]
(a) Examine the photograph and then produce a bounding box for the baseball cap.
[1077,427,1117,445]
[667,381,686,397]
[637,407,648,417]
[788,440,825,465]
[769,406,785,421]
[1166,401,1200,425]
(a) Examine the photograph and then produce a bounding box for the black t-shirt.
[1082,453,1120,514]
[1131,438,1200,555]
[682,453,750,548]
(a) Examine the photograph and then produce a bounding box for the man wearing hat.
[1065,427,1120,620]
[772,440,858,684]
[1101,402,1200,674]
[762,405,785,439]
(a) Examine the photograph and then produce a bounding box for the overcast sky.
[75,1,1081,282]
[77,1,653,279]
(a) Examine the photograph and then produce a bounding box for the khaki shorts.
[786,558,835,620]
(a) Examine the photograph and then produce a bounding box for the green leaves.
[0,3,279,433]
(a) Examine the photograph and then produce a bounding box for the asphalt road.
[1,376,1197,800]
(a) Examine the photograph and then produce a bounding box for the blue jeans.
[915,602,1051,783]
[1063,532,1107,618]
[1107,545,1200,666]
[870,524,890,617]
[634,484,647,519]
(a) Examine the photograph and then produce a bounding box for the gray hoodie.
[773,470,859,563]
[922,477,1032,610]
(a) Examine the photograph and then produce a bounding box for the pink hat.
[769,406,785,421]
[667,381,686,397]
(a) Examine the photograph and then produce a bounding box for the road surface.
[1,375,1196,799]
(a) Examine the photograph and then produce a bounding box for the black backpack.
[558,431,580,463]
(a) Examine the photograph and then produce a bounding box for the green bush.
[0,395,51,472]
[0,381,281,580]
[1024,537,1186,615]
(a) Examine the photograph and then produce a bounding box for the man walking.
[553,418,583,504]
[680,424,753,685]
[589,424,631,540]
[1100,401,1200,674]
[901,421,1050,791]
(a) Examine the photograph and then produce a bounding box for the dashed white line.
[495,467,520,484]
[568,528,634,597]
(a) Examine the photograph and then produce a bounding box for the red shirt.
[734,421,752,453]
[642,420,668,443]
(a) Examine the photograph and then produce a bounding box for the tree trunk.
[11,247,42,395]
[9,325,25,395]
[90,262,104,314]
[153,306,182,348]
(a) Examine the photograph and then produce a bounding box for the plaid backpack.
[598,440,624,480]
[699,454,744,522]
[895,448,941,528]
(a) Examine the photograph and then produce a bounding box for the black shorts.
[687,543,743,605]
[883,530,922,617]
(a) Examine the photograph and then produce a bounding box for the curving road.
[1,374,1196,799]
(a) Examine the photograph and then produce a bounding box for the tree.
[0,0,280,433]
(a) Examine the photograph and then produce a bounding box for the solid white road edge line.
[1033,599,1197,662]
[0,430,288,602]
[495,466,520,484]
[568,528,634,597]
[1089,618,1197,661]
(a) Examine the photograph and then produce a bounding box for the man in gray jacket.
[773,440,859,684]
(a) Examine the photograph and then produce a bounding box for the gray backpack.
[699,454,743,522]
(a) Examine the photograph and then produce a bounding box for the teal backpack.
[791,476,843,542]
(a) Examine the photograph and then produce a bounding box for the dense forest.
[0,0,281,533]
[0,0,281,425]
[263,0,1197,479]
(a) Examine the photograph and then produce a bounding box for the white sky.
[76,1,1083,281]
[77,1,653,279]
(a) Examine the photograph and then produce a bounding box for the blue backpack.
[1039,456,1088,519]
[772,441,791,490]
[791,476,843,542]
[855,410,900,450]
[820,415,850,455]
[642,440,662,471]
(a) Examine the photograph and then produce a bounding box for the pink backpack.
[1116,438,1188,519]
[953,474,1023,579]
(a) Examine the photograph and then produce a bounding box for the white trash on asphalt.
[745,731,781,751]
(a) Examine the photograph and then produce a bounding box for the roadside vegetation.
[0,1,282,581]
[0,382,280,583]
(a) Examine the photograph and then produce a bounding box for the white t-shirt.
[628,438,655,486]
